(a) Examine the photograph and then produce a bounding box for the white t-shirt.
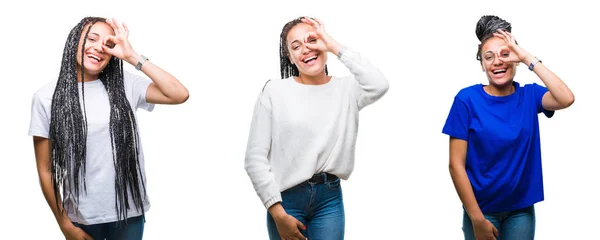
[28,71,154,225]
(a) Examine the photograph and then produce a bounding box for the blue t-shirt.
[442,81,554,213]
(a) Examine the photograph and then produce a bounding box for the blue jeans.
[267,173,345,240]
[72,215,145,240]
[463,205,535,240]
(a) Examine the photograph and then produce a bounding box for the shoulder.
[123,70,147,84]
[519,81,545,90]
[260,77,293,93]
[32,80,58,103]
[454,84,481,101]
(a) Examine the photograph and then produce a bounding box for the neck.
[485,81,515,96]
[295,72,330,85]
[76,67,98,83]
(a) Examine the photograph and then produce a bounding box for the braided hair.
[49,17,146,224]
[279,16,328,79]
[475,15,513,62]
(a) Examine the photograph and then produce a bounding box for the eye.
[309,38,317,43]
[501,52,510,57]
[292,45,300,50]
[87,37,97,42]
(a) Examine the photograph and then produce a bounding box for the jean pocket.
[327,178,341,190]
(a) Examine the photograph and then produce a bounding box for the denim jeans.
[463,205,535,240]
[267,173,345,240]
[72,215,145,240]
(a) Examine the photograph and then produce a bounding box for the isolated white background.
[1,0,598,239]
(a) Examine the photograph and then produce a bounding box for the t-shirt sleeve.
[28,93,50,138]
[442,96,470,141]
[532,83,554,118]
[124,71,154,112]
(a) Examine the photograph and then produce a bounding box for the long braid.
[100,58,146,224]
[49,17,146,224]
[279,17,328,79]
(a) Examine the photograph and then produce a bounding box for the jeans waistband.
[307,172,338,184]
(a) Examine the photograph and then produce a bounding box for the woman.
[28,17,189,240]
[442,15,574,240]
[244,16,389,240]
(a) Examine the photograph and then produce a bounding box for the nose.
[301,45,311,55]
[492,55,503,66]
[92,42,103,53]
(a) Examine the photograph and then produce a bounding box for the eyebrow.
[290,39,301,45]
[88,32,100,37]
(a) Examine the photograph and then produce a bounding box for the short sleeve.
[124,71,154,112]
[532,83,554,118]
[28,93,50,138]
[442,96,470,141]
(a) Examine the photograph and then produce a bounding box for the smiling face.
[286,23,328,77]
[75,21,115,81]
[480,36,517,88]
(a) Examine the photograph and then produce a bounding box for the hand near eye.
[493,29,531,64]
[301,17,343,56]
[101,18,141,66]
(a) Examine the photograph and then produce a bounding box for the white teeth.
[88,54,101,61]
[303,56,317,63]
[493,69,506,74]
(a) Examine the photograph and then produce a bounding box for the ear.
[288,55,295,65]
[480,62,485,72]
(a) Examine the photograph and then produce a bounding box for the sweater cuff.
[337,45,349,59]
[264,195,283,209]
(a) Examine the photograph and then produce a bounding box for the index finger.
[311,17,324,27]
[301,17,320,29]
[105,18,120,35]
[294,230,305,239]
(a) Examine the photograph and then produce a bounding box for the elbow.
[448,161,464,176]
[380,77,390,94]
[562,94,575,108]
[173,90,190,104]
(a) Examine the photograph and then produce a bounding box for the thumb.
[101,45,115,56]
[304,31,319,43]
[83,232,94,240]
[295,219,306,230]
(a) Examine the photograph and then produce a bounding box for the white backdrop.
[1,0,598,239]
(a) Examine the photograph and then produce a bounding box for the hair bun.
[476,15,512,42]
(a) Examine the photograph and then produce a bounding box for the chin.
[488,78,513,88]
[302,65,326,76]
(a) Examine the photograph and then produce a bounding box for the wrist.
[125,52,141,66]
[324,37,343,56]
[268,203,287,220]
[516,48,533,65]
[469,212,486,223]
[58,218,74,231]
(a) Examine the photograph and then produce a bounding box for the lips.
[491,68,507,78]
[87,53,103,63]
[302,54,318,65]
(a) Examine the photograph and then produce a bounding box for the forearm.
[521,52,574,106]
[338,47,390,108]
[37,171,73,229]
[245,154,282,209]
[449,165,484,221]
[126,53,189,103]
[33,137,73,231]
[245,99,281,209]
[268,203,287,219]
